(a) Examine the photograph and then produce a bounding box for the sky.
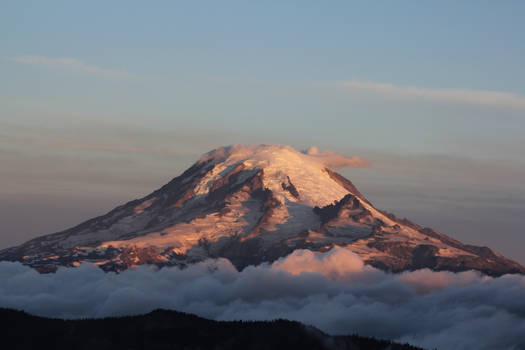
[1,1,524,264]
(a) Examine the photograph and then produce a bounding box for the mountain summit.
[1,144,523,275]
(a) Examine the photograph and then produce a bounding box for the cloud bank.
[339,80,525,110]
[1,248,524,350]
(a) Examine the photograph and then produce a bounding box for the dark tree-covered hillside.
[1,308,426,350]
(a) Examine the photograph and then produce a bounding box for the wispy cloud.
[338,80,525,110]
[9,55,137,79]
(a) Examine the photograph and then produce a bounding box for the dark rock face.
[364,239,525,277]
[324,168,371,205]
[215,238,296,270]
[314,193,364,224]
[207,163,250,203]
[1,308,426,350]
[411,245,439,268]
[281,175,300,198]
[366,211,525,276]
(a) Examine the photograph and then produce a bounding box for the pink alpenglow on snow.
[0,144,523,277]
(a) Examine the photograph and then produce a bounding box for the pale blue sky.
[1,1,524,263]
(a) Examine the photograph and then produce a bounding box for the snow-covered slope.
[1,144,523,276]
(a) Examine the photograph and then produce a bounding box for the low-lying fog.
[1,248,524,350]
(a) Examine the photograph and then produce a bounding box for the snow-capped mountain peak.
[1,144,523,276]
[195,144,368,207]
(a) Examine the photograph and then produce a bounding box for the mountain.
[1,144,523,276]
[1,308,425,350]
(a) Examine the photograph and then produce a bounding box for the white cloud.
[9,55,137,79]
[302,146,370,169]
[1,248,524,350]
[339,80,525,110]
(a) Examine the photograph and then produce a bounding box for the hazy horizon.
[1,1,524,265]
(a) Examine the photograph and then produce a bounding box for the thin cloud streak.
[339,80,525,110]
[9,55,137,79]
